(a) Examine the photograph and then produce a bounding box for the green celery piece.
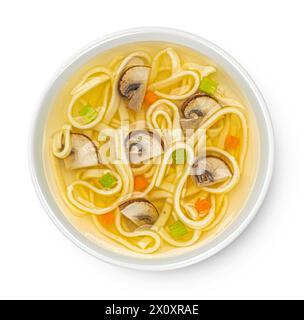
[99,173,117,189]
[168,220,188,239]
[199,77,218,95]
[172,149,187,164]
[79,105,98,124]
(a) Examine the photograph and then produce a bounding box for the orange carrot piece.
[144,90,158,105]
[134,175,149,191]
[99,212,115,225]
[225,135,240,150]
[195,199,212,215]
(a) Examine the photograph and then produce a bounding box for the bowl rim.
[29,27,274,271]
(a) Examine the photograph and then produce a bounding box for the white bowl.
[29,27,274,271]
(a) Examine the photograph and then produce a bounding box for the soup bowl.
[29,27,274,271]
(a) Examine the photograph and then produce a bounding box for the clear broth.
[43,42,260,258]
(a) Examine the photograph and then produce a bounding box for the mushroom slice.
[119,65,151,111]
[180,93,221,130]
[119,199,159,227]
[125,130,164,164]
[180,117,202,131]
[64,133,99,170]
[192,156,232,187]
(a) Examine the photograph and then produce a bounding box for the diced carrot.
[225,135,240,150]
[134,175,149,191]
[144,90,158,105]
[195,199,212,215]
[99,211,115,225]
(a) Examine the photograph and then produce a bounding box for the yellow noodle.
[149,71,200,100]
[143,165,156,179]
[67,68,111,129]
[150,48,181,82]
[132,163,153,176]
[93,214,160,254]
[115,211,161,253]
[182,62,216,79]
[52,125,72,158]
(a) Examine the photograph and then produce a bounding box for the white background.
[0,0,303,300]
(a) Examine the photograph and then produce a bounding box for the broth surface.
[43,42,260,258]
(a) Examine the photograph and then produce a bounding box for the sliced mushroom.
[119,199,159,227]
[119,65,151,111]
[180,93,221,130]
[125,130,164,164]
[192,156,232,187]
[64,133,99,169]
[180,117,202,131]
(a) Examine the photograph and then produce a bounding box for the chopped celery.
[79,105,98,123]
[172,149,187,164]
[199,77,218,95]
[168,220,188,239]
[99,173,117,189]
